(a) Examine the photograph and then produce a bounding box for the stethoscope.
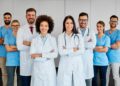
[79,28,90,36]
[64,33,80,48]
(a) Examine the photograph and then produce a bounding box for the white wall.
[0,0,120,66]
[0,0,120,35]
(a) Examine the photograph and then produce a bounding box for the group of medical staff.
[0,8,120,86]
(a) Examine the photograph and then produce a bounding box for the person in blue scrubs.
[4,20,21,86]
[92,21,110,86]
[0,25,3,86]
[105,15,120,86]
[0,12,12,86]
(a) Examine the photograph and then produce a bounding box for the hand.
[73,48,79,52]
[10,45,17,49]
[96,46,103,48]
[63,46,66,49]
[50,49,54,53]
[23,40,31,46]
[0,38,4,44]
[94,46,103,51]
[31,53,42,59]
[88,38,92,42]
[111,44,117,49]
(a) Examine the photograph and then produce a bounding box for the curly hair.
[35,15,54,33]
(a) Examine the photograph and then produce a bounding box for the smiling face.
[78,15,88,28]
[40,21,49,35]
[65,18,74,33]
[97,23,104,34]
[11,21,20,33]
[109,17,118,29]
[26,11,36,25]
[4,15,12,25]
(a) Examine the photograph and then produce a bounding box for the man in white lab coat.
[17,8,38,86]
[77,12,96,86]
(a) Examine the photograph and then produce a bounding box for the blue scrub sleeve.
[104,36,110,47]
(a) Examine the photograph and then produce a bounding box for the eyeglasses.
[110,20,118,23]
[79,19,88,22]
[11,25,20,27]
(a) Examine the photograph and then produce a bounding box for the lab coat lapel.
[84,28,89,37]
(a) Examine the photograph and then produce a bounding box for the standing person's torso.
[4,32,20,66]
[93,34,110,66]
[17,24,38,76]
[0,26,12,57]
[105,29,120,63]
[31,34,56,62]
[58,32,84,62]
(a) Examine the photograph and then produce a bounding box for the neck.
[98,32,104,37]
[109,27,116,34]
[41,33,47,37]
[66,31,72,36]
[4,25,10,29]
[110,27,116,31]
[80,26,87,29]
[29,24,34,27]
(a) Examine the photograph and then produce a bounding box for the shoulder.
[105,30,109,33]
[32,35,40,42]
[76,33,82,38]
[88,28,96,36]
[116,29,120,33]
[48,34,56,41]
[58,33,64,39]
[0,26,4,31]
[19,24,28,30]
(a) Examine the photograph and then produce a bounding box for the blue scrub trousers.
[21,75,31,86]
[92,66,108,86]
[6,66,21,86]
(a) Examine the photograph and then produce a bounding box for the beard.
[27,18,35,24]
[4,20,11,25]
[110,24,117,28]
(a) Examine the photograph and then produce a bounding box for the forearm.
[95,47,108,52]
[23,41,31,46]
[0,38,4,44]
[6,47,18,52]
[31,53,42,59]
[111,42,120,49]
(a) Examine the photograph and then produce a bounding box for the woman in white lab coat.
[30,15,58,86]
[57,15,86,86]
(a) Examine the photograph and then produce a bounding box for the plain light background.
[0,0,120,67]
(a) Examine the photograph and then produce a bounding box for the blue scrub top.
[4,32,20,66]
[105,29,120,63]
[93,34,110,66]
[0,26,12,57]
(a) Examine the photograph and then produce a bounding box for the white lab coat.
[30,34,58,86]
[17,24,38,76]
[57,33,86,86]
[78,27,96,79]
